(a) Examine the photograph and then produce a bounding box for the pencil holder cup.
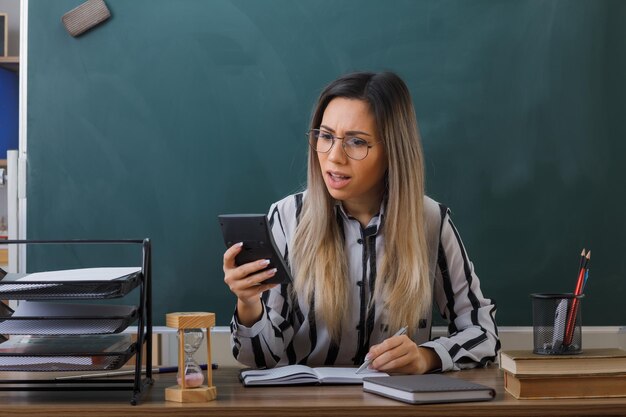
[531,293,584,355]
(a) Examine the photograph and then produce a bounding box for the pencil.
[578,248,586,274]
[564,250,591,346]
[573,250,590,296]
[355,326,407,374]
[582,268,590,292]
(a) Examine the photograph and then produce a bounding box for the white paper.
[0,283,59,293]
[15,267,141,282]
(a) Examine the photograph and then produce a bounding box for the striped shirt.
[230,192,500,371]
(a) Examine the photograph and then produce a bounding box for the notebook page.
[241,364,318,384]
[314,367,388,384]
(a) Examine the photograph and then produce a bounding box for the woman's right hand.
[223,242,278,326]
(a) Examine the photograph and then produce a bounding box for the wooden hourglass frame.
[165,312,217,402]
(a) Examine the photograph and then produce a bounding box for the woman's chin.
[325,186,348,202]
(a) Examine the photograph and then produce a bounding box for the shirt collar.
[335,197,387,233]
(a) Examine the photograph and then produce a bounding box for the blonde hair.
[291,72,431,341]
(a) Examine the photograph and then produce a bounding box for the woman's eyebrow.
[319,125,372,136]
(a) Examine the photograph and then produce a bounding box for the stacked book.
[500,348,626,399]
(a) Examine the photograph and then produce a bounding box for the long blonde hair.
[291,72,431,341]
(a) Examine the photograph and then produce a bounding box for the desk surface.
[1,367,626,416]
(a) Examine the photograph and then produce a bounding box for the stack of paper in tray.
[500,348,626,399]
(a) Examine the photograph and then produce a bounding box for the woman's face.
[317,97,388,210]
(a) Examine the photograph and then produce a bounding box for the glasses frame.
[306,129,383,161]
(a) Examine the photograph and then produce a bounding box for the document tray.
[0,271,142,300]
[0,338,136,372]
[0,302,139,335]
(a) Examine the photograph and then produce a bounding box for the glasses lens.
[310,130,333,153]
[343,137,369,160]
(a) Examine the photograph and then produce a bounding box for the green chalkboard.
[27,0,626,326]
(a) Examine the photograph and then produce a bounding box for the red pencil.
[564,250,591,346]
[573,250,588,296]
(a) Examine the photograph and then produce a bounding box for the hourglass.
[164,312,217,402]
[176,328,205,388]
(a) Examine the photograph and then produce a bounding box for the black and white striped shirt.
[230,192,500,371]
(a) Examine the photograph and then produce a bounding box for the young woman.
[223,72,499,374]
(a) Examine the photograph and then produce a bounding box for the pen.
[355,326,407,374]
[54,363,217,380]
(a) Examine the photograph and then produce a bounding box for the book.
[240,365,388,386]
[504,371,626,399]
[500,348,626,375]
[362,374,495,405]
[0,67,19,156]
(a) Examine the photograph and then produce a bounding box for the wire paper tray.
[0,239,152,405]
[0,336,137,372]
[0,269,142,300]
[0,345,137,372]
[0,302,139,335]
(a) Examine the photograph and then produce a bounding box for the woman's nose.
[327,138,347,163]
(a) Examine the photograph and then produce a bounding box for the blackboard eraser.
[62,0,111,37]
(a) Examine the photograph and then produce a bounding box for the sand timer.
[165,312,217,402]
[178,328,204,387]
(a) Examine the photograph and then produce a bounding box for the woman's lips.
[326,171,351,189]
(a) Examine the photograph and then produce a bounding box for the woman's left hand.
[366,335,442,374]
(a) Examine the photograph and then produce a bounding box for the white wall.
[0,0,20,56]
[156,326,626,368]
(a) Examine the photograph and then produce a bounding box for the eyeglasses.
[306,129,382,160]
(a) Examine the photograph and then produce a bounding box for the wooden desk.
[1,367,626,416]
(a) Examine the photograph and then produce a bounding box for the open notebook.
[240,365,388,386]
